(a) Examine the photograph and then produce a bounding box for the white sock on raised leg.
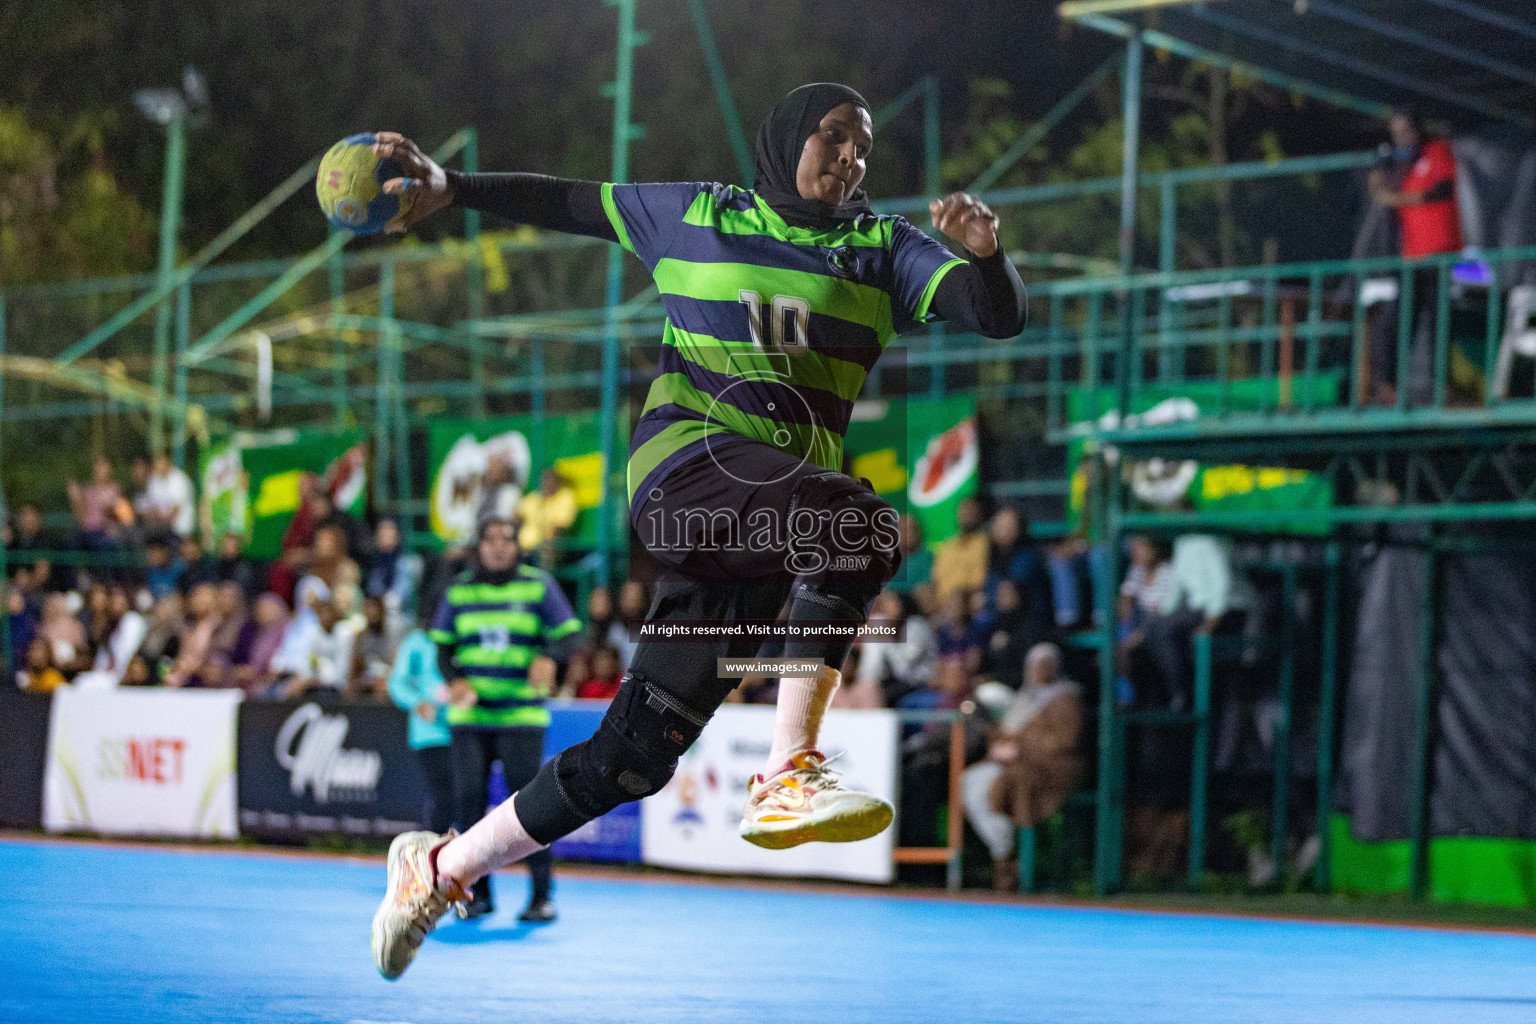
[764,665,841,774]
[434,796,545,890]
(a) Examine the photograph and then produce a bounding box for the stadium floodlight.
[133,66,213,460]
[132,88,186,126]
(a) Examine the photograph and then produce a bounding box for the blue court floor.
[4,839,1535,1024]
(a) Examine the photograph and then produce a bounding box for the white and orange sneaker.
[738,749,894,850]
[370,830,470,981]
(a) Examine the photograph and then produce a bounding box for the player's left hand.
[373,131,454,233]
[446,679,478,708]
[930,192,1000,257]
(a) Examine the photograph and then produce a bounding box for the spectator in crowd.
[560,588,619,698]
[269,585,365,696]
[1044,536,1093,629]
[209,582,249,671]
[19,635,67,692]
[962,642,1086,890]
[10,505,65,594]
[932,587,976,663]
[207,531,255,596]
[1115,535,1172,704]
[366,517,422,641]
[982,506,1055,649]
[269,473,324,603]
[129,457,153,531]
[931,496,988,602]
[516,468,579,570]
[350,594,393,699]
[312,489,372,571]
[579,586,616,654]
[847,589,938,708]
[5,584,39,679]
[228,593,290,695]
[138,592,185,674]
[931,649,976,708]
[316,523,362,594]
[9,562,50,612]
[143,538,185,600]
[10,503,67,592]
[163,582,224,688]
[895,513,933,598]
[81,582,114,659]
[78,584,147,688]
[1138,532,1255,709]
[1367,105,1463,406]
[284,473,325,553]
[608,579,648,673]
[38,591,89,676]
[181,534,222,591]
[573,645,623,701]
[386,617,454,833]
[293,524,362,635]
[12,504,61,558]
[143,452,197,539]
[976,580,1038,689]
[67,457,127,552]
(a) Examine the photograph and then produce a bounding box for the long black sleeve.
[445,169,618,243]
[927,248,1027,339]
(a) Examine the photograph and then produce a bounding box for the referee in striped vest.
[429,516,581,923]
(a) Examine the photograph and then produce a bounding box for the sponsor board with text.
[236,698,424,842]
[640,706,898,883]
[43,688,241,837]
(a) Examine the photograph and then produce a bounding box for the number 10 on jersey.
[739,290,809,353]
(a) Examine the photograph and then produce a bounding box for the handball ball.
[315,132,414,234]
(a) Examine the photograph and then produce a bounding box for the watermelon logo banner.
[1066,379,1336,533]
[427,412,608,550]
[844,394,977,550]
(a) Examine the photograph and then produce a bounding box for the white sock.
[765,665,841,774]
[435,797,545,888]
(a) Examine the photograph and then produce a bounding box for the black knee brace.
[514,670,712,845]
[784,471,902,616]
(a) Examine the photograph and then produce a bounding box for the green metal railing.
[1036,244,1536,445]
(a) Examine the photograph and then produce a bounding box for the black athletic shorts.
[623,437,851,707]
[630,436,840,584]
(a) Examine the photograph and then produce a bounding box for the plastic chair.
[1491,285,1536,399]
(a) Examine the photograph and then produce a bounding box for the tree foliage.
[939,58,1309,272]
[0,104,155,285]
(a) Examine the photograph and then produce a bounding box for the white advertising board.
[641,706,899,883]
[43,688,241,838]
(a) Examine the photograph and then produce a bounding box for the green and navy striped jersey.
[428,563,581,728]
[601,182,966,512]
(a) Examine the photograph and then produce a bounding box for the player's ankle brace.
[515,670,713,845]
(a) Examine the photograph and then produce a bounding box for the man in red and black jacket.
[1367,106,1463,405]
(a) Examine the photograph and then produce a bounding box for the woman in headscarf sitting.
[962,642,1086,890]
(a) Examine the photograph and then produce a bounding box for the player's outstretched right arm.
[373,132,617,243]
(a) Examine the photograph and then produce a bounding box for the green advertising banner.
[427,412,608,549]
[1066,376,1339,534]
[845,394,977,549]
[241,430,368,558]
[197,441,249,549]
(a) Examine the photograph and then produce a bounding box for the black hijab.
[753,83,874,229]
